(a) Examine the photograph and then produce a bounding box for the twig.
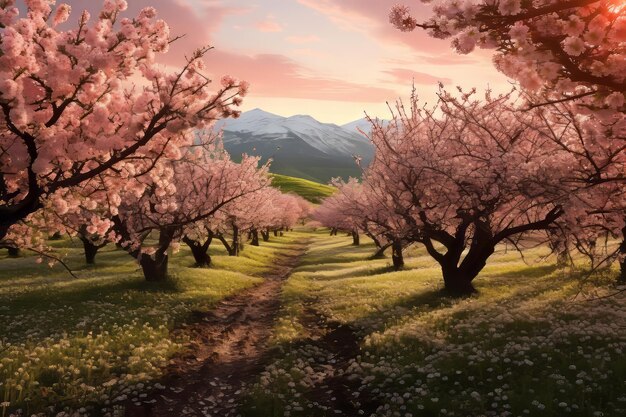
[27,248,78,279]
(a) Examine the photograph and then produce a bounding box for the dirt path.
[125,239,310,417]
[299,306,382,416]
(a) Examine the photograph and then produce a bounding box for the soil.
[125,239,310,417]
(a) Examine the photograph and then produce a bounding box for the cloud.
[255,19,284,32]
[297,0,449,54]
[383,68,451,85]
[286,35,321,44]
[204,50,398,102]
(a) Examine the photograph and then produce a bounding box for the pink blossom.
[508,22,529,42]
[389,5,418,32]
[561,36,585,56]
[605,92,625,109]
[498,0,521,16]
[563,16,585,37]
[53,4,71,27]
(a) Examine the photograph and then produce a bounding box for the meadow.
[1,227,624,416]
[270,175,336,203]
[243,231,626,417]
[0,233,302,416]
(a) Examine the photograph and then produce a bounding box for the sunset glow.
[61,0,510,124]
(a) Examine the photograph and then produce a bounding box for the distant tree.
[112,147,269,281]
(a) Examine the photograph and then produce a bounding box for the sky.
[62,0,513,125]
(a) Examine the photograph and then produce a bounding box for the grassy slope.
[270,174,335,203]
[244,230,626,417]
[0,232,306,415]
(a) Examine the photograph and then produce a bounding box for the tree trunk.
[618,225,626,284]
[351,230,360,246]
[7,246,19,257]
[50,231,62,240]
[371,242,392,259]
[81,238,101,264]
[261,229,270,242]
[78,228,107,265]
[439,244,494,296]
[232,225,240,256]
[274,229,279,237]
[330,228,338,236]
[441,267,477,295]
[182,234,213,267]
[216,233,237,257]
[139,254,169,282]
[391,240,404,270]
[138,227,176,281]
[367,233,382,249]
[250,229,260,246]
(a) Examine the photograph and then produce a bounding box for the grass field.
[1,229,624,416]
[270,174,336,203]
[243,231,626,417]
[0,233,304,416]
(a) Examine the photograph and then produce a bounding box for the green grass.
[3,229,624,416]
[0,232,305,416]
[244,230,626,417]
[269,174,335,203]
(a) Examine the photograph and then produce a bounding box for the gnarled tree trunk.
[183,232,213,267]
[371,242,392,259]
[438,243,495,296]
[139,254,169,282]
[138,227,177,281]
[261,228,270,242]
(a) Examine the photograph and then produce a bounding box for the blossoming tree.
[112,149,269,281]
[0,0,248,242]
[364,88,572,294]
[389,0,625,110]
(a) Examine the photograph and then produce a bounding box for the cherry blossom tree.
[389,1,626,111]
[315,178,415,270]
[363,88,572,294]
[525,102,626,279]
[0,0,248,242]
[390,1,626,282]
[112,148,269,281]
[313,181,364,246]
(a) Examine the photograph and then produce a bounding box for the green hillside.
[270,174,335,203]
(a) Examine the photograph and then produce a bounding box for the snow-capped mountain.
[341,118,372,135]
[217,109,374,182]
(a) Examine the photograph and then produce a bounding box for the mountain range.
[215,109,375,183]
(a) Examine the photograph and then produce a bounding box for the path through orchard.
[125,237,312,417]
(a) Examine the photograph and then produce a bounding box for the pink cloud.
[256,19,284,33]
[204,50,397,102]
[297,0,449,54]
[383,68,451,85]
[416,54,478,65]
[286,35,321,44]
